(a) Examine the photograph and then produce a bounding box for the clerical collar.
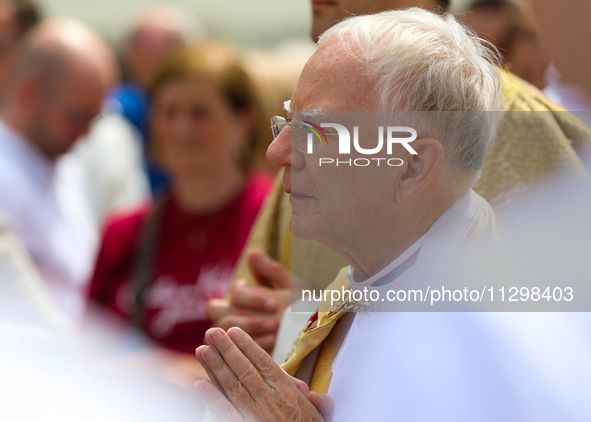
[347,234,426,290]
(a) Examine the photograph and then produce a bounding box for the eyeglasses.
[270,116,289,139]
[271,115,340,154]
[270,115,386,154]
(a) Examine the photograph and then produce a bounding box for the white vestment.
[327,190,591,421]
[0,120,98,321]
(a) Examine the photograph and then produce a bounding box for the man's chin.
[289,215,323,241]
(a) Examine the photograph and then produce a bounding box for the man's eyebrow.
[284,101,329,119]
[300,108,329,119]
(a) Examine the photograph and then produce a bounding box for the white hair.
[318,8,503,179]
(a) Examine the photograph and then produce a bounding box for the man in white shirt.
[0,19,112,320]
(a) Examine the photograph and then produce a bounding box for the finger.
[252,333,276,352]
[205,327,270,397]
[291,376,310,397]
[196,345,226,399]
[194,379,244,422]
[217,314,278,336]
[247,250,292,290]
[308,391,335,422]
[198,341,256,408]
[231,283,278,313]
[206,299,233,322]
[227,327,286,384]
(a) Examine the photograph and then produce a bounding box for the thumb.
[247,249,291,290]
[308,391,334,422]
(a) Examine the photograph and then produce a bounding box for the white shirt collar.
[347,234,425,289]
[346,189,485,290]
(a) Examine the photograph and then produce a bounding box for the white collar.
[347,234,425,289]
[346,189,485,290]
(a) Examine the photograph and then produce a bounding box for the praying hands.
[195,327,333,422]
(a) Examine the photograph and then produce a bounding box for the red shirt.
[88,173,273,354]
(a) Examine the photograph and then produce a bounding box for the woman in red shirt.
[88,42,273,355]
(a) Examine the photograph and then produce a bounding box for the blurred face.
[311,0,437,40]
[151,78,249,179]
[28,63,106,160]
[267,41,408,245]
[126,26,184,88]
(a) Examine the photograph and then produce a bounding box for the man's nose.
[266,126,291,168]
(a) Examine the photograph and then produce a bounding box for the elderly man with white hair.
[193,9,591,422]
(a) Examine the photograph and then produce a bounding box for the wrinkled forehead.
[289,41,376,113]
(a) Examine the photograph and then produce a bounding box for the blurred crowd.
[0,0,305,416]
[0,0,303,331]
[0,0,591,420]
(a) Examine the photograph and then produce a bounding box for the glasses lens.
[271,116,287,139]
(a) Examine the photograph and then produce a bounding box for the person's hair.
[318,8,502,180]
[4,0,42,38]
[149,42,261,172]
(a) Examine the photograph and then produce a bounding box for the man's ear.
[395,137,444,205]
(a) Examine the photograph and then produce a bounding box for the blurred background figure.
[310,0,449,42]
[107,5,207,194]
[0,19,113,321]
[242,44,311,175]
[530,0,591,129]
[0,0,40,97]
[88,42,273,358]
[71,106,150,226]
[456,0,591,124]
[457,0,550,90]
[69,44,149,228]
[0,210,70,331]
[57,6,151,227]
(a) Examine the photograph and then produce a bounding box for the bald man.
[0,19,111,320]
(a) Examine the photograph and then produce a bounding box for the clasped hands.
[195,327,333,422]
[206,250,294,353]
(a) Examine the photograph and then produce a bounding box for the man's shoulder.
[0,138,30,185]
[463,199,504,250]
[476,70,590,209]
[0,152,35,218]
